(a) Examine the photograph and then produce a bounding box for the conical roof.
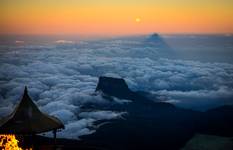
[0,87,64,134]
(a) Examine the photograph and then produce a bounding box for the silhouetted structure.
[0,87,64,148]
[0,87,64,134]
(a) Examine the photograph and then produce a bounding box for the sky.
[0,0,233,35]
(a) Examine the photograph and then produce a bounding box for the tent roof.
[0,87,64,134]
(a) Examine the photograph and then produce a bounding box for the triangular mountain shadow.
[144,33,174,56]
[0,86,64,134]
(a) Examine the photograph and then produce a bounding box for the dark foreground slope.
[80,76,233,150]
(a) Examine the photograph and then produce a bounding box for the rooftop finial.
[24,86,28,95]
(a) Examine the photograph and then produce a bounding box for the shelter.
[0,87,64,136]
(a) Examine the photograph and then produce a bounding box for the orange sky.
[0,0,233,35]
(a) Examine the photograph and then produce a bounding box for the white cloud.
[54,40,74,44]
[15,40,25,44]
[60,119,96,139]
[0,37,233,138]
[79,111,127,120]
[51,109,77,124]
[153,86,233,110]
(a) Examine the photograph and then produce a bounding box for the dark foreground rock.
[81,76,233,150]
[181,134,233,150]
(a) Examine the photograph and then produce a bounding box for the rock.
[95,76,133,99]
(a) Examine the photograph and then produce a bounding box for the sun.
[135,17,141,23]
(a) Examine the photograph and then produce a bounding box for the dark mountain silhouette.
[96,76,131,99]
[81,76,233,150]
[95,76,175,109]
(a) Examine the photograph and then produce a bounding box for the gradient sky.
[1,0,233,35]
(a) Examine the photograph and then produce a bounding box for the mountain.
[96,76,131,99]
[95,76,174,108]
[81,76,233,150]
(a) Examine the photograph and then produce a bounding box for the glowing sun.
[135,17,141,23]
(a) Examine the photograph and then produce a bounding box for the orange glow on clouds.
[0,0,233,35]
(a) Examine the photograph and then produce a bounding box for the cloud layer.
[0,37,233,138]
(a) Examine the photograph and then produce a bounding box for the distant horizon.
[1,32,233,46]
[0,32,233,37]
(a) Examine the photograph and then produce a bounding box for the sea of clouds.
[0,36,233,139]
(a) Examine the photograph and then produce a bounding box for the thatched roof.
[0,87,64,134]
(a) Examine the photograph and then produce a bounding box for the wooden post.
[32,134,37,150]
[53,129,57,150]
